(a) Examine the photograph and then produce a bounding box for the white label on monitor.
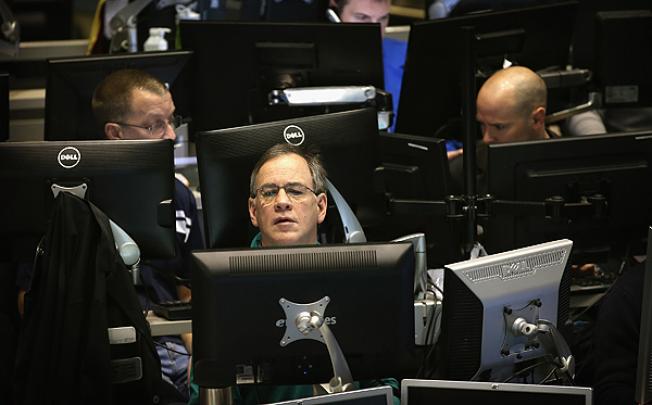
[605,85,639,104]
[236,364,255,384]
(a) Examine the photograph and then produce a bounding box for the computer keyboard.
[152,300,192,321]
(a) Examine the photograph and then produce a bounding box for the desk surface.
[146,310,192,337]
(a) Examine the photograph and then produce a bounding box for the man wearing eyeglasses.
[188,143,398,404]
[248,143,328,247]
[91,69,203,401]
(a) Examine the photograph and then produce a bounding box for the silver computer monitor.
[266,386,393,405]
[439,239,573,381]
[401,379,591,405]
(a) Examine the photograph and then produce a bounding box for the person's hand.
[571,263,597,276]
[447,148,463,160]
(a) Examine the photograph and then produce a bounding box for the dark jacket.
[14,192,162,405]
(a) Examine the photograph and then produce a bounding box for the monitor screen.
[179,21,383,133]
[195,108,383,249]
[402,379,592,405]
[271,386,392,405]
[191,242,416,388]
[44,50,192,141]
[396,1,577,138]
[439,239,573,382]
[485,131,652,263]
[0,140,176,261]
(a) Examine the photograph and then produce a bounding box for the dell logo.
[57,147,81,169]
[283,125,305,146]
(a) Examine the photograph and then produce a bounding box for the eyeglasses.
[115,114,184,138]
[253,183,317,205]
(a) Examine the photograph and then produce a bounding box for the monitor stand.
[200,296,355,405]
[278,296,354,394]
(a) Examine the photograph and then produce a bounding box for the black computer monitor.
[593,9,652,109]
[195,108,383,249]
[0,140,176,261]
[377,133,450,201]
[439,239,573,382]
[44,50,192,141]
[198,0,330,22]
[179,21,383,133]
[485,131,652,263]
[570,0,652,75]
[396,1,577,137]
[191,242,416,388]
[375,133,462,265]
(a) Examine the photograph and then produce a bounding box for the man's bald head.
[476,66,548,144]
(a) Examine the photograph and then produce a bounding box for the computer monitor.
[593,9,652,108]
[377,133,450,201]
[191,242,416,388]
[485,131,652,263]
[375,133,462,266]
[0,140,176,261]
[179,21,383,133]
[439,239,573,382]
[271,386,392,405]
[635,226,652,403]
[396,1,577,137]
[198,0,330,22]
[569,0,652,75]
[402,379,592,405]
[195,108,383,249]
[44,50,192,141]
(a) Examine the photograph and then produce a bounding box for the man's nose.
[274,188,292,210]
[482,129,493,145]
[164,123,177,141]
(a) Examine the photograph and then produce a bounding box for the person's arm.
[17,288,26,318]
[177,284,192,354]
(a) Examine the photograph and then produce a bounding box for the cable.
[153,339,192,357]
[537,364,559,384]
[501,355,557,383]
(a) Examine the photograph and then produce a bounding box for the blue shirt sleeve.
[382,37,408,133]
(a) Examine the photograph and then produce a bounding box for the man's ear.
[248,197,259,228]
[316,193,328,225]
[328,0,338,8]
[104,123,123,140]
[532,106,546,129]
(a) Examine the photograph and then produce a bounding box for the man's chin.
[264,231,313,247]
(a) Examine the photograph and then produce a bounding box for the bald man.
[476,66,549,144]
[448,66,552,192]
[446,66,550,161]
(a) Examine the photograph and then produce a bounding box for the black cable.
[537,365,559,384]
[153,339,192,357]
[501,355,557,383]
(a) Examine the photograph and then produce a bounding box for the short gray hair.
[249,143,328,196]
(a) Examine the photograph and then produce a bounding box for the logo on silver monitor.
[57,146,81,169]
[283,125,305,146]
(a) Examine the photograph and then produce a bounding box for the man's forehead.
[256,153,312,183]
[129,89,174,115]
[346,0,390,12]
